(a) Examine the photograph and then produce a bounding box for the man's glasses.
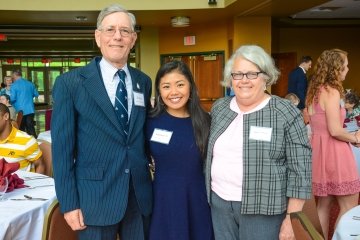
[231,71,264,80]
[98,27,134,37]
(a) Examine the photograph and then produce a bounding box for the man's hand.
[279,215,296,240]
[64,209,87,231]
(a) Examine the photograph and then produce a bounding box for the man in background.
[10,69,39,138]
[0,103,44,173]
[287,56,312,111]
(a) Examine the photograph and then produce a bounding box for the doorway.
[271,52,297,97]
[28,67,62,105]
[161,51,225,112]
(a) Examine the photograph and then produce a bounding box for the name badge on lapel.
[151,128,173,144]
[249,126,272,142]
[133,91,145,107]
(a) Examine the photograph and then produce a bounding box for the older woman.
[205,45,312,240]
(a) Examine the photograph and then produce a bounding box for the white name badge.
[249,126,272,142]
[133,91,145,107]
[151,128,173,144]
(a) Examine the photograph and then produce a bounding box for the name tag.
[150,128,173,144]
[249,126,272,142]
[133,91,145,107]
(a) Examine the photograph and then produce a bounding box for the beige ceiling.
[2,0,359,33]
[0,0,359,57]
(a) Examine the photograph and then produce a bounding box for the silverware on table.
[27,184,54,189]
[24,195,48,201]
[24,176,50,181]
[10,198,48,201]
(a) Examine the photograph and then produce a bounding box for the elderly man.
[51,4,152,240]
[0,103,44,173]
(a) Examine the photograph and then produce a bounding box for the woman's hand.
[352,130,360,147]
[279,215,295,240]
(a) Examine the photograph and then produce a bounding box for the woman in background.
[306,48,360,239]
[0,94,16,121]
[344,90,360,120]
[146,60,213,240]
[0,76,12,96]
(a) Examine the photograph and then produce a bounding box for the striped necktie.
[115,69,128,135]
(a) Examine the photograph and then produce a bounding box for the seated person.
[285,93,312,138]
[345,90,360,120]
[0,93,16,122]
[284,93,300,106]
[0,103,45,174]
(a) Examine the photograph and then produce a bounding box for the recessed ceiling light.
[310,7,342,12]
[75,16,88,21]
[171,16,190,27]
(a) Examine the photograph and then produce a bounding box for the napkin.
[0,158,26,192]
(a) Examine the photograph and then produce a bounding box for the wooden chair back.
[302,195,324,237]
[38,141,53,177]
[42,200,78,240]
[16,110,23,128]
[290,211,324,240]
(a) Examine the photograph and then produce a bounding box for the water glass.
[0,177,9,201]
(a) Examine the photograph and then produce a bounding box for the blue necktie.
[115,70,128,135]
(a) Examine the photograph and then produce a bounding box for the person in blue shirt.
[10,69,39,138]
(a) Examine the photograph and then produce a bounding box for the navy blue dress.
[146,112,214,240]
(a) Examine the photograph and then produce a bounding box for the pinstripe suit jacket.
[205,96,312,215]
[51,57,153,225]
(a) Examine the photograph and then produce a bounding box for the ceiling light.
[310,7,342,12]
[171,16,190,27]
[75,16,88,21]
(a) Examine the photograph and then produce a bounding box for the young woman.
[306,49,360,239]
[146,61,213,240]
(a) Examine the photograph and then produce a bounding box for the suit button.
[124,169,130,174]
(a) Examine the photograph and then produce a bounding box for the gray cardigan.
[205,96,312,215]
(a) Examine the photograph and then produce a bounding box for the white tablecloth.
[37,130,52,144]
[345,122,360,175]
[333,205,360,240]
[0,171,56,240]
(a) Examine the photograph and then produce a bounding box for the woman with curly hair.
[306,49,360,239]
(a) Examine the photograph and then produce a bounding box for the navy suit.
[288,66,308,110]
[51,57,152,235]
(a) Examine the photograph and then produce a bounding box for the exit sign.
[184,36,195,46]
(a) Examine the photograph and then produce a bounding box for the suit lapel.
[127,67,144,137]
[80,58,124,134]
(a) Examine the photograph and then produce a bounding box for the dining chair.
[42,199,78,240]
[302,195,324,237]
[290,211,324,240]
[16,110,23,128]
[38,141,53,177]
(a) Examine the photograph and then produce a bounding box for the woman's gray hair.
[97,4,136,30]
[222,45,280,87]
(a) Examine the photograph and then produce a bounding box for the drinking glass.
[0,177,9,201]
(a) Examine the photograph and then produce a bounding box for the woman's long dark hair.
[150,60,210,159]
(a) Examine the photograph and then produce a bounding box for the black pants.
[20,113,37,138]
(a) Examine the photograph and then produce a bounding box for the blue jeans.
[210,191,285,240]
